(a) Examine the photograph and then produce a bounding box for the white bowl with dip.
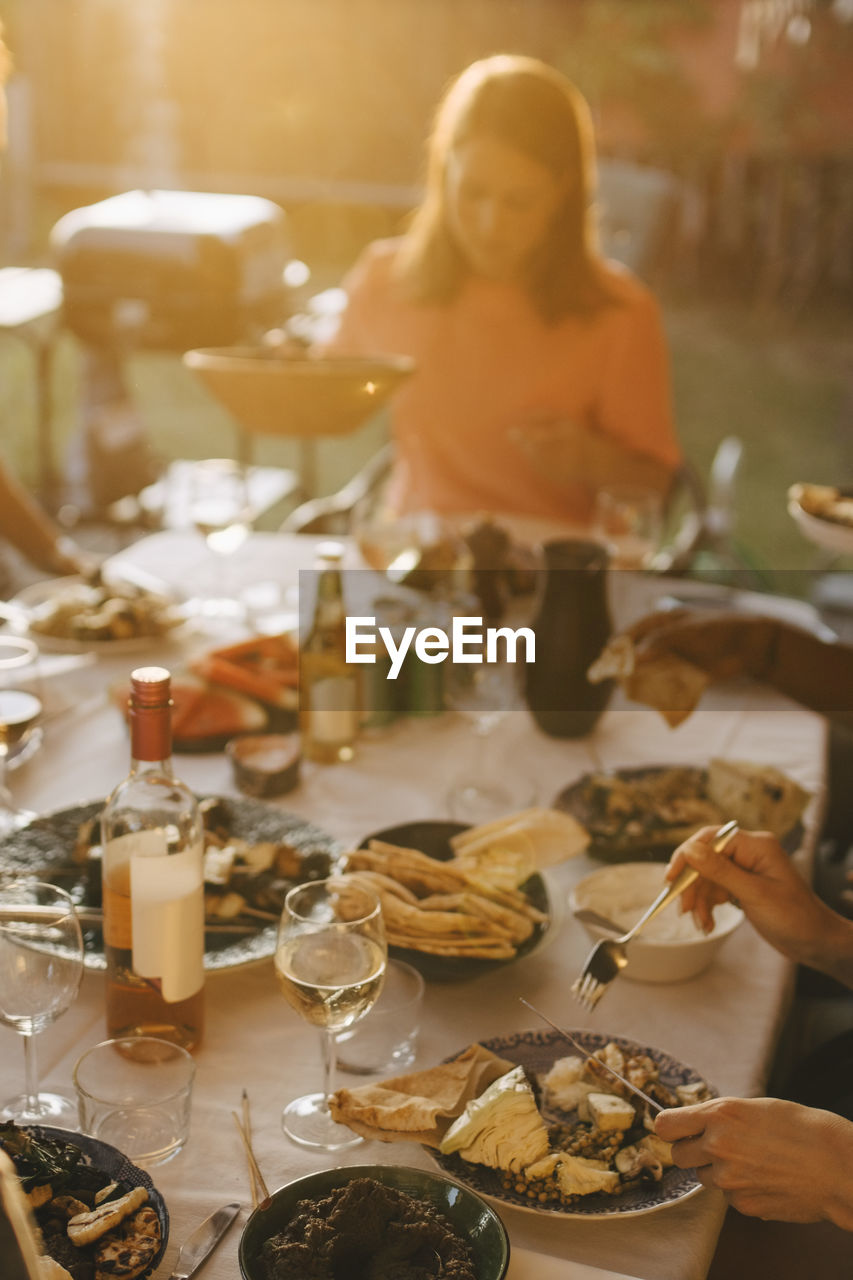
[569,862,744,983]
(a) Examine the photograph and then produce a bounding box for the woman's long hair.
[396,54,617,323]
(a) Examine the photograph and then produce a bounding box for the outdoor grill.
[50,188,291,351]
[46,189,294,514]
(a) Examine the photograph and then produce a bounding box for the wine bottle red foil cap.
[129,666,173,760]
[130,666,172,705]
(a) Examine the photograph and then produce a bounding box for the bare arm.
[0,462,84,576]
[592,610,853,733]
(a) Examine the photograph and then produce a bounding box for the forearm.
[0,472,73,574]
[822,1112,853,1231]
[798,908,853,990]
[766,628,853,731]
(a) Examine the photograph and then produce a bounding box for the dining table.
[0,529,830,1280]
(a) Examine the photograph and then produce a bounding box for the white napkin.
[507,1248,645,1280]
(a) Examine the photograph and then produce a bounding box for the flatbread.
[329,1043,515,1146]
[707,758,810,837]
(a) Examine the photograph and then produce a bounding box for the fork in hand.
[571,819,739,1011]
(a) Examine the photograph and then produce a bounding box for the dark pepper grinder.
[524,539,614,738]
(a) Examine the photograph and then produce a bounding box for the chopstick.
[232,1096,269,1208]
[74,907,263,935]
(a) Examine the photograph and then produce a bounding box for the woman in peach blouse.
[327,54,682,525]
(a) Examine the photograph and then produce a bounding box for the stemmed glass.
[0,637,44,836]
[444,647,534,824]
[274,876,386,1150]
[186,457,253,619]
[0,880,84,1123]
[592,485,664,570]
[352,498,472,590]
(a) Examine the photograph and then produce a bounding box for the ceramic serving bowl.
[183,348,414,438]
[238,1163,510,1280]
[570,861,744,984]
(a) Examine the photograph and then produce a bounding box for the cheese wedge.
[586,1092,636,1132]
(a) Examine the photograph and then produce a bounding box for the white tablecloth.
[1,533,829,1280]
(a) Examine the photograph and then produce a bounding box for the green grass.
[1,298,849,577]
[665,301,849,577]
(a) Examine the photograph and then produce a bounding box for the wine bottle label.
[106,830,204,1003]
[308,675,358,743]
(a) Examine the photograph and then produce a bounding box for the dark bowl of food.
[0,1122,168,1279]
[238,1164,509,1280]
[353,820,551,983]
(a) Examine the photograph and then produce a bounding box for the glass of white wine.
[0,637,44,835]
[0,880,84,1123]
[274,876,386,1150]
[186,457,252,620]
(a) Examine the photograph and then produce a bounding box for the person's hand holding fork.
[656,827,853,1228]
[665,826,853,988]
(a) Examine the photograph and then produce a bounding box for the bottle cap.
[315,541,345,565]
[130,667,171,708]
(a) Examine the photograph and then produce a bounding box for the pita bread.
[707,758,810,837]
[329,1043,515,1146]
[589,637,710,728]
[345,843,546,959]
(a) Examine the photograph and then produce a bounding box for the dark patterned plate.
[17,1125,168,1275]
[355,820,551,983]
[0,796,341,971]
[429,1028,714,1218]
[555,765,805,864]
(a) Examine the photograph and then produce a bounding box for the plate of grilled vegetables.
[0,795,341,971]
[0,1121,168,1278]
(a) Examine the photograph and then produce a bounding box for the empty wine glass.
[444,639,535,824]
[0,880,84,1123]
[353,497,473,592]
[186,457,252,619]
[274,876,386,1150]
[0,637,44,835]
[592,485,664,570]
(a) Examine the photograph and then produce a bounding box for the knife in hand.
[168,1202,240,1280]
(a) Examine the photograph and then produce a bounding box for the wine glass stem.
[22,1033,41,1115]
[320,1028,337,1112]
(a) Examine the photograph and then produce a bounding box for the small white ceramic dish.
[788,496,853,557]
[569,861,743,983]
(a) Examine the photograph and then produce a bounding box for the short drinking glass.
[73,1035,195,1167]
